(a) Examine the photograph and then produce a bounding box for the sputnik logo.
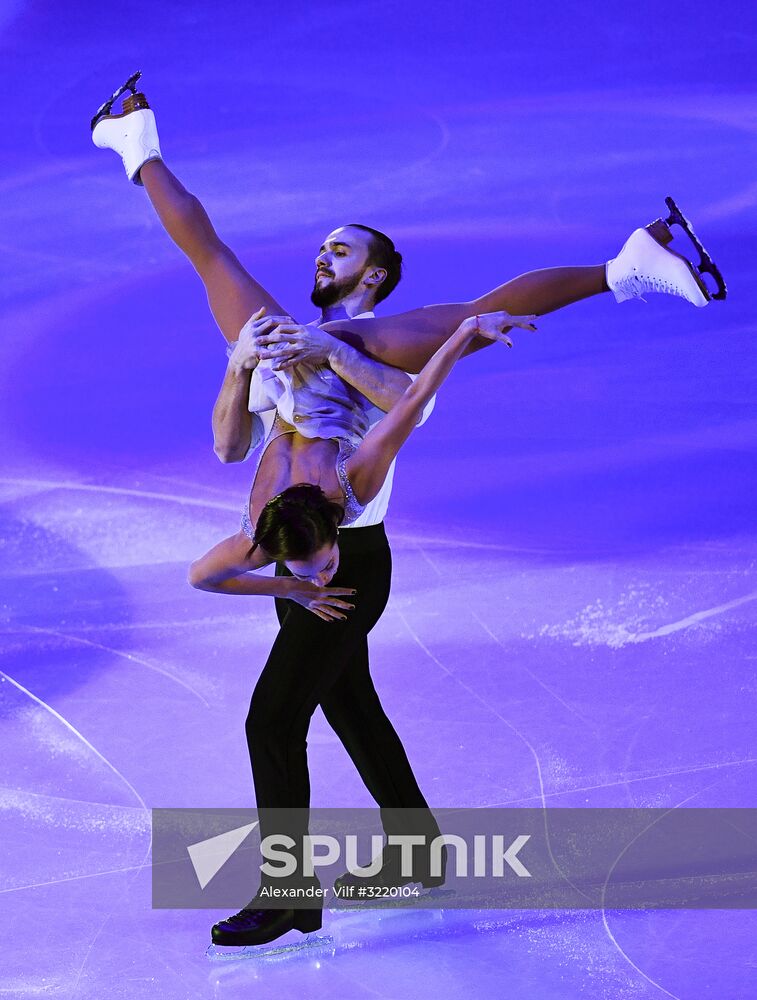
[187,821,259,889]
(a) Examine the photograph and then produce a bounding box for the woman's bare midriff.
[247,421,344,528]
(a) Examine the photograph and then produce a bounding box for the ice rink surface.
[1,0,756,996]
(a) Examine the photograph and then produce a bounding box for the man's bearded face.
[310,269,365,307]
[311,227,378,308]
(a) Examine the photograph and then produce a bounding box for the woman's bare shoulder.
[226,529,272,571]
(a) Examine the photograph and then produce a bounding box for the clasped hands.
[227,306,538,377]
[228,306,338,374]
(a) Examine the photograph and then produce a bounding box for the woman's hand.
[461,310,537,347]
[283,578,357,622]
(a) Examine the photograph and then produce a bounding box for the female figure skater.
[189,307,534,598]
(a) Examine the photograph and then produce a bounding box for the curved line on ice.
[17,623,211,707]
[0,670,152,996]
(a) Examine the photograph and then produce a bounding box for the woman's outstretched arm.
[345,310,536,504]
[188,531,356,621]
[188,531,277,594]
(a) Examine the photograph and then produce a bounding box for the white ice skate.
[91,71,161,186]
[606,198,727,308]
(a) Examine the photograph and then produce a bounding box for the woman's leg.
[139,160,293,342]
[139,159,606,363]
[327,264,609,373]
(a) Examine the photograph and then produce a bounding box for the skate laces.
[615,272,686,300]
[224,908,259,926]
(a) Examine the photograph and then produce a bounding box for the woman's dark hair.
[348,224,403,304]
[248,483,344,562]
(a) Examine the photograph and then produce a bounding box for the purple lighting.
[1,1,755,996]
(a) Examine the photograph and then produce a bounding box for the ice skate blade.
[664,195,727,301]
[206,932,334,962]
[90,70,142,131]
[638,222,709,307]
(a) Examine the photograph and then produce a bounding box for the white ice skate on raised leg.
[606,219,713,308]
[91,71,162,186]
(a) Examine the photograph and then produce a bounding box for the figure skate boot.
[606,197,727,308]
[91,71,162,185]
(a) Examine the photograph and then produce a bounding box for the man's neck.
[318,292,376,324]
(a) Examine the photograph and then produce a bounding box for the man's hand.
[241,310,415,415]
[283,578,357,622]
[255,321,341,370]
[228,307,300,373]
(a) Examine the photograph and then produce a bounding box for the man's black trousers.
[245,522,439,879]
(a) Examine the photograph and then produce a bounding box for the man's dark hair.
[248,483,343,562]
[348,224,403,304]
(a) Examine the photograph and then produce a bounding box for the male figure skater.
[205,231,445,950]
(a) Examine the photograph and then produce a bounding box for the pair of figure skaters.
[91,73,726,950]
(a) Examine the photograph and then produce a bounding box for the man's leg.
[139,160,293,342]
[324,265,608,373]
[212,545,395,948]
[319,638,431,813]
[246,526,393,858]
[275,536,431,822]
[280,528,443,877]
[318,636,444,873]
